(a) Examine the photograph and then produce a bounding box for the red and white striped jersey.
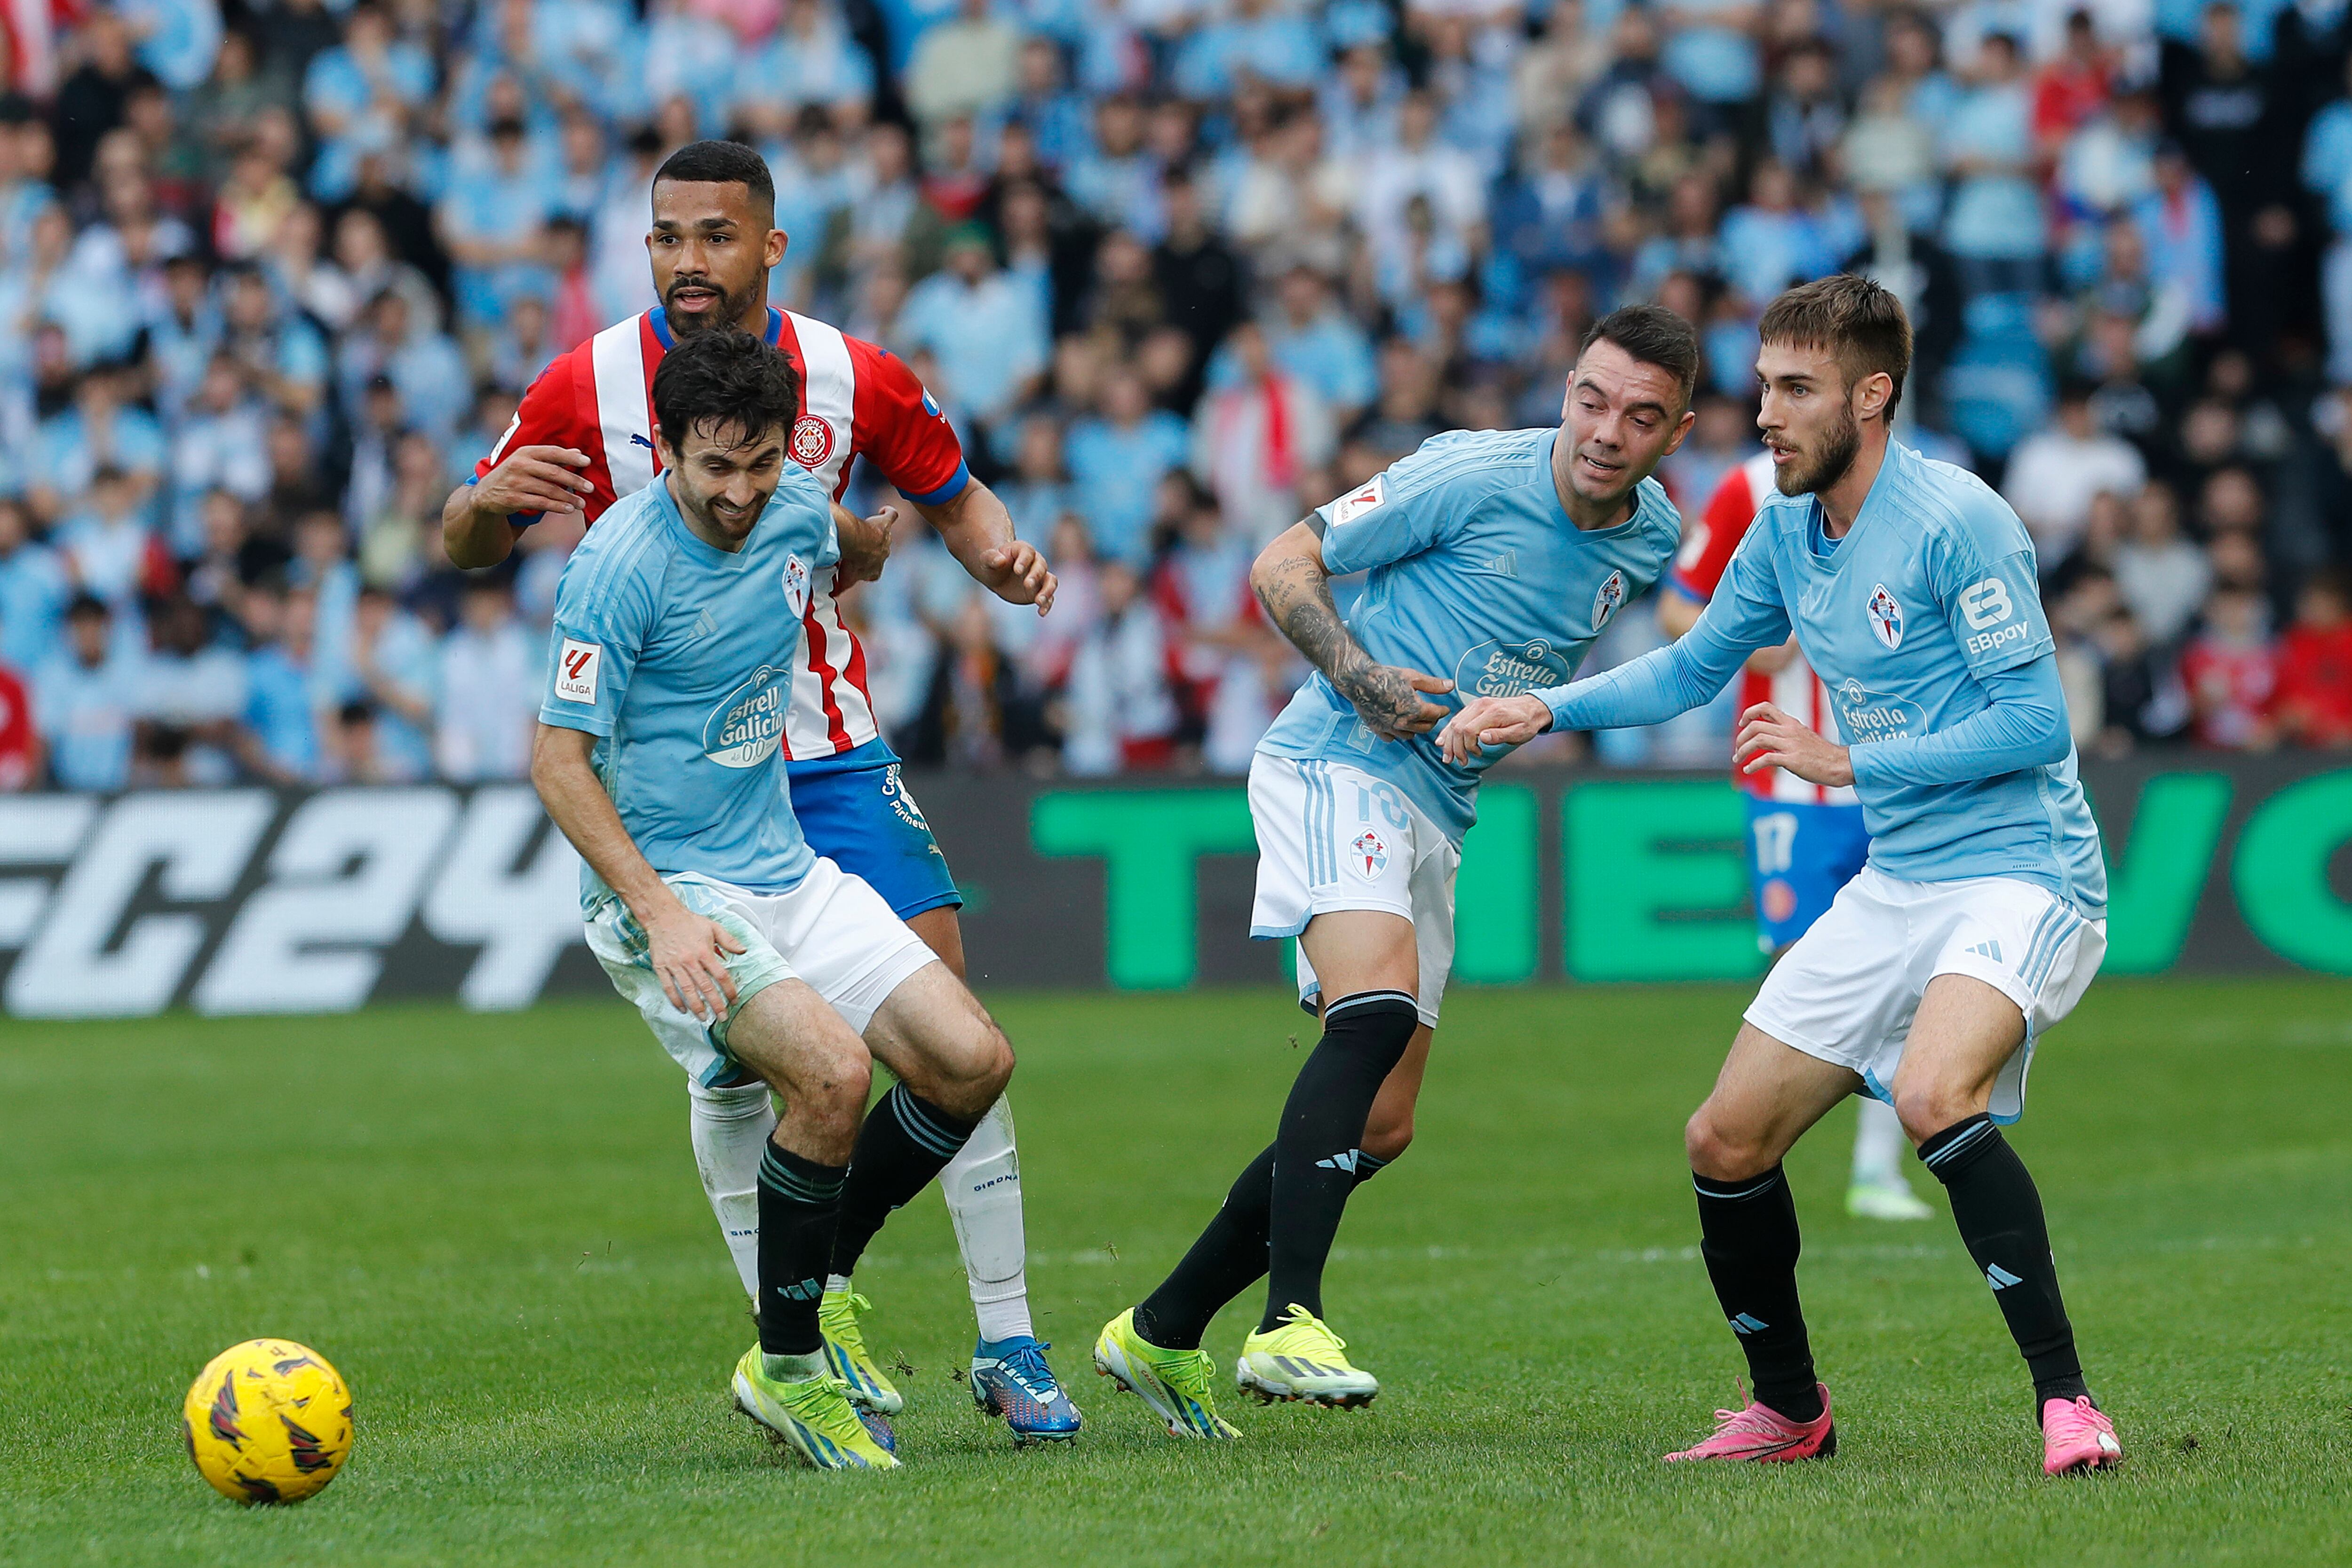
[476,305,970,762]
[1669,451,1858,806]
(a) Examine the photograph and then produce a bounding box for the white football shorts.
[1744,865,2107,1123]
[585,855,936,1087]
[1248,752,1460,1027]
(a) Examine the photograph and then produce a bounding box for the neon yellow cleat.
[731,1346,900,1470]
[1237,1304,1380,1408]
[818,1289,903,1414]
[1092,1308,1240,1439]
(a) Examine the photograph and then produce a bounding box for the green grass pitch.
[2,979,2348,1566]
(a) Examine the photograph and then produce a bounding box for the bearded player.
[1664,451,1933,1222]
[1092,307,1699,1438]
[445,139,1077,1441]
[1445,276,2121,1476]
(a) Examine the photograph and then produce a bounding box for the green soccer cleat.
[818,1289,904,1414]
[1236,1304,1380,1408]
[731,1346,900,1470]
[1092,1308,1240,1439]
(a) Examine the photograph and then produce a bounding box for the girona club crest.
[789,414,834,470]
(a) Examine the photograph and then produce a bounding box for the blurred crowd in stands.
[0,0,2350,790]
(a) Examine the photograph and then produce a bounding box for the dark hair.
[652,139,775,216]
[651,330,803,455]
[66,592,109,621]
[1757,274,1914,417]
[1580,304,1700,409]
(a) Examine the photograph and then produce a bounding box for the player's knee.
[1684,1104,1772,1181]
[1892,1080,1979,1145]
[800,1040,872,1138]
[917,1019,1014,1120]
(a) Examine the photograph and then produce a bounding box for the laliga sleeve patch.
[1327,475,1386,527]
[555,639,602,704]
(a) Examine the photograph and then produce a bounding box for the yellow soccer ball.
[182,1339,354,1504]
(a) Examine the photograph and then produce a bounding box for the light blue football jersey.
[1697,442,2107,913]
[1257,427,1683,838]
[539,465,840,904]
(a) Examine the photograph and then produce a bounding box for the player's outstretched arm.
[443,446,595,570]
[530,723,746,1020]
[915,478,1057,615]
[1252,519,1453,741]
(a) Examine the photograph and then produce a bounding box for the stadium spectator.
[433,577,536,781]
[2273,573,2352,749]
[0,0,2345,789]
[37,594,137,791]
[2181,584,2279,750]
[2004,382,2149,569]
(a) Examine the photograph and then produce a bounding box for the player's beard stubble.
[1775,400,1862,498]
[661,273,766,339]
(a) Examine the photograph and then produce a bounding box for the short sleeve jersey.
[538,464,842,905]
[480,306,967,763]
[1257,427,1684,839]
[1698,442,2107,912]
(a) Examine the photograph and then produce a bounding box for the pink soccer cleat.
[1664,1384,1836,1462]
[2041,1396,2123,1474]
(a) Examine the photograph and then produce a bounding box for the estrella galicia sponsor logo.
[1867,583,1904,649]
[1834,678,1923,744]
[1591,570,1626,633]
[1451,638,1570,699]
[702,665,792,768]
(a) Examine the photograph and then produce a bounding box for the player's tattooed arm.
[1251,520,1452,741]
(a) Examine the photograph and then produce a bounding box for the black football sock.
[757,1141,846,1357]
[1919,1114,2090,1411]
[1261,990,1418,1333]
[1694,1165,1823,1423]
[1136,1141,1393,1350]
[829,1085,984,1279]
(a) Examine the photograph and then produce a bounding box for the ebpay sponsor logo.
[703,666,792,768]
[1453,638,1570,699]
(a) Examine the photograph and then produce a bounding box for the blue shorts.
[1743,796,1869,954]
[787,743,962,923]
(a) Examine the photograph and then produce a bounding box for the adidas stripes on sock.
[829,1085,985,1280]
[1693,1164,1822,1423]
[1261,989,1418,1333]
[1135,1139,1394,1351]
[1919,1114,2089,1408]
[757,1141,847,1357]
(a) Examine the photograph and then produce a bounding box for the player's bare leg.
[1892,976,2118,1471]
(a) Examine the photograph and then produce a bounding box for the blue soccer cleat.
[970,1335,1082,1444]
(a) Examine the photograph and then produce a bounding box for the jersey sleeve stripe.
[901,457,970,507]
